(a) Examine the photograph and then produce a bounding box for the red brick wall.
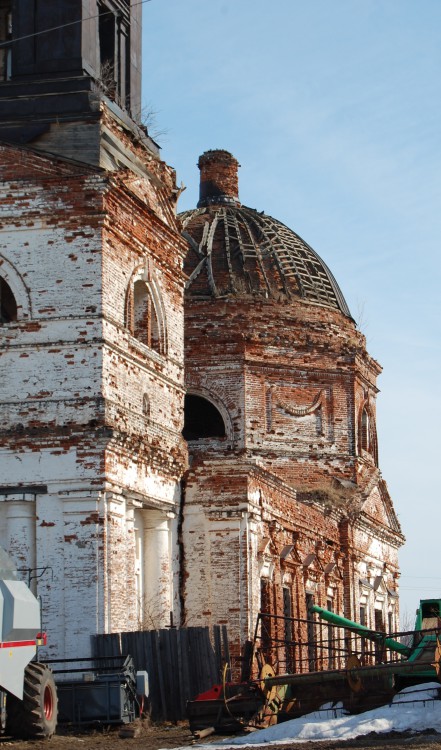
[183,269,403,657]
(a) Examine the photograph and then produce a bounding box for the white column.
[0,496,36,587]
[143,509,172,629]
[134,509,144,626]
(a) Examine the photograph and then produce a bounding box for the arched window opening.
[98,2,130,109]
[0,277,17,323]
[99,4,116,93]
[360,409,369,452]
[359,407,378,465]
[131,279,161,353]
[0,3,12,82]
[183,395,226,441]
[150,302,160,351]
[133,279,149,344]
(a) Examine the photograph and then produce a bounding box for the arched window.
[133,280,149,344]
[359,405,378,465]
[132,280,161,352]
[360,408,369,452]
[126,272,165,354]
[0,276,17,323]
[0,4,12,82]
[183,394,226,441]
[98,1,131,110]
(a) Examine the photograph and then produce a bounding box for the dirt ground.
[2,723,441,750]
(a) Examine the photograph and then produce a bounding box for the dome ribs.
[205,213,219,296]
[181,204,352,317]
[223,208,273,296]
[220,209,239,293]
[241,211,272,296]
[250,212,299,298]
[262,217,344,310]
[182,224,209,291]
[183,249,206,290]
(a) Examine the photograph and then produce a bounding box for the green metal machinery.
[310,599,441,680]
[187,600,441,732]
[256,598,441,721]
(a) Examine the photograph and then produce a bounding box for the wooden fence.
[93,625,230,722]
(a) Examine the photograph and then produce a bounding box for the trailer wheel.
[6,662,57,739]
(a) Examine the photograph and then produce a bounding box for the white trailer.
[0,547,57,738]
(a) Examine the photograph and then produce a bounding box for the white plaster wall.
[0,487,105,661]
[181,503,213,626]
[182,494,252,646]
[0,154,186,662]
[0,218,104,431]
[246,513,262,639]
[0,222,103,318]
[105,446,181,507]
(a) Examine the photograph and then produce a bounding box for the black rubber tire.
[6,662,57,739]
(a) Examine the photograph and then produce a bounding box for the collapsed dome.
[181,150,352,317]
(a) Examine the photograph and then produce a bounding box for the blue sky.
[142,0,441,622]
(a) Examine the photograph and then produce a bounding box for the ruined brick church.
[0,0,404,663]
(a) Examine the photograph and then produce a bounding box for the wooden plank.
[187,628,200,697]
[213,625,222,680]
[146,631,161,720]
[120,631,130,664]
[199,627,212,691]
[154,629,167,719]
[130,632,140,671]
[92,634,100,658]
[133,631,141,670]
[144,630,154,679]
[222,626,231,682]
[240,640,254,682]
[168,628,182,720]
[92,634,102,669]
[200,628,213,688]
[193,627,202,692]
[169,629,179,722]
[180,627,192,704]
[206,628,217,683]
[176,628,186,718]
[131,631,143,673]
[161,629,174,721]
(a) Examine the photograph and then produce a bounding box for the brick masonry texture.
[180,150,404,657]
[0,125,404,667]
[0,111,187,658]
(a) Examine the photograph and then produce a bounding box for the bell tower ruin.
[0,0,187,659]
[0,0,146,159]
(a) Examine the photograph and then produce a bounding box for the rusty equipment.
[187,598,441,733]
[255,599,441,723]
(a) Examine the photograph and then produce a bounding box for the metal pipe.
[263,657,436,687]
[310,604,412,657]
